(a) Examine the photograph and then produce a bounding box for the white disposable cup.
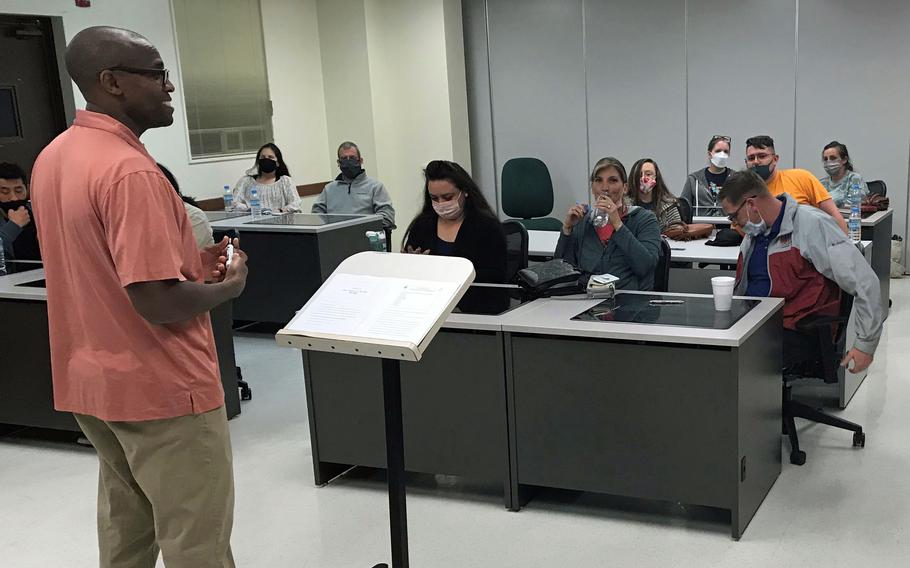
[711,276,735,311]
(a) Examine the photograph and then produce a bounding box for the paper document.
[285,273,461,346]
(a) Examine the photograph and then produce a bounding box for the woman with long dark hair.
[403,160,507,311]
[820,140,868,207]
[231,142,300,213]
[629,158,683,233]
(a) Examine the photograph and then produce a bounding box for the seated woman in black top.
[403,160,508,313]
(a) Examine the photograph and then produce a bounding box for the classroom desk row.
[693,209,893,313]
[528,208,891,316]
[529,230,872,269]
[207,212,384,325]
[0,266,242,431]
[300,289,785,540]
[527,230,874,409]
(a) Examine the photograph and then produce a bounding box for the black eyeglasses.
[726,196,755,222]
[710,134,731,144]
[108,66,170,89]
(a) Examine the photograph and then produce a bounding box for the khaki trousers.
[74,406,235,568]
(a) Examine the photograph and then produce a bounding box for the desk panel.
[511,335,737,509]
[860,209,892,315]
[508,306,782,539]
[302,329,512,505]
[0,300,78,431]
[0,298,240,431]
[222,219,381,324]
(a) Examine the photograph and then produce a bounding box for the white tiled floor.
[3,281,910,567]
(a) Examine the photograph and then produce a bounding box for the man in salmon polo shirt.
[30,26,248,568]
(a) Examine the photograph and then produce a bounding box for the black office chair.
[676,199,693,224]
[383,227,394,252]
[653,238,671,292]
[782,291,865,465]
[502,219,529,284]
[867,180,887,197]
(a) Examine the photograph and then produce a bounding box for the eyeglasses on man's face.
[108,66,170,89]
[745,152,774,164]
[726,196,756,222]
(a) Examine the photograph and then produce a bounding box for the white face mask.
[823,159,842,175]
[742,206,767,237]
[432,193,464,220]
[710,151,729,168]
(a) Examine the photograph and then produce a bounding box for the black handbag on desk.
[516,259,585,297]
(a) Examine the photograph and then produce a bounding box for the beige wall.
[5,0,332,202]
[362,0,470,247]
[260,0,331,209]
[5,0,470,224]
[316,0,378,181]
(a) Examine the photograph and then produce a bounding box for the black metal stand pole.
[372,358,409,568]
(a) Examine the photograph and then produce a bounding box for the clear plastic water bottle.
[0,236,6,276]
[250,187,262,219]
[222,185,233,211]
[590,205,608,228]
[848,181,862,243]
[365,230,387,251]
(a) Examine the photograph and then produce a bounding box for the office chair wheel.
[790,450,807,466]
[853,431,865,448]
[239,380,252,401]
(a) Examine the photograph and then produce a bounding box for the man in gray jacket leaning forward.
[312,141,395,229]
[718,169,884,374]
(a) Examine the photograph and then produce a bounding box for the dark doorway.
[0,14,73,176]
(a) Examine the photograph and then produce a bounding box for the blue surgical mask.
[742,207,767,236]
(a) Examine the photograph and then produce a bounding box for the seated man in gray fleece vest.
[312,141,395,229]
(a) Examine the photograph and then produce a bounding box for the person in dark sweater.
[680,135,734,216]
[403,160,508,313]
[0,162,41,263]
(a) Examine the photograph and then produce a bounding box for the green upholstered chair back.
[501,157,555,219]
[511,217,564,231]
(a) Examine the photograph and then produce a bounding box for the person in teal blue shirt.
[819,140,867,207]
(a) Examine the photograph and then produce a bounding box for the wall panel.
[794,0,910,257]
[487,0,588,218]
[687,0,798,173]
[585,0,687,197]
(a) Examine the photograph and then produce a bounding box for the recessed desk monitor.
[245,213,363,226]
[572,293,760,330]
[452,284,534,316]
[205,211,249,222]
[3,260,43,276]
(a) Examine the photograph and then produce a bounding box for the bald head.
[65,26,155,95]
[65,26,175,136]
